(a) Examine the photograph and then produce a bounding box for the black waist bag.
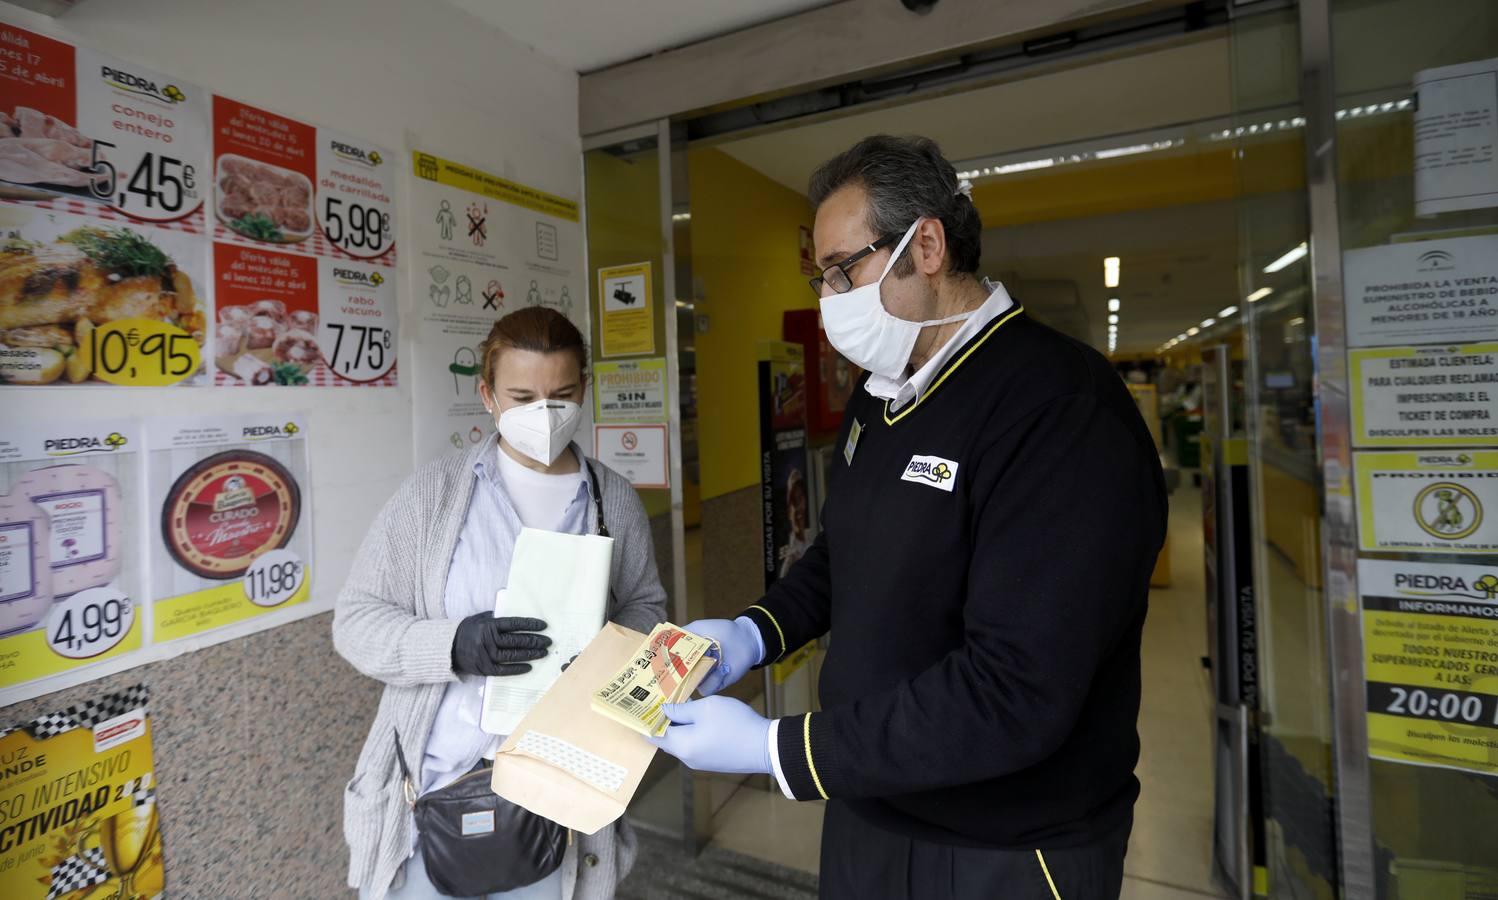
[395,731,568,896]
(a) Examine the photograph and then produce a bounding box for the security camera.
[901,0,938,13]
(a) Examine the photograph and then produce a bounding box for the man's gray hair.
[808,135,982,277]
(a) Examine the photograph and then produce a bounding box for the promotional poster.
[0,685,162,900]
[0,17,211,389]
[758,341,810,592]
[0,421,144,694]
[210,97,397,388]
[146,414,312,642]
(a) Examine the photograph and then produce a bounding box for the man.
[650,135,1166,899]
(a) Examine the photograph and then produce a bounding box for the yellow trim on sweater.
[883,305,1025,426]
[1036,849,1061,899]
[748,604,787,660]
[803,714,829,800]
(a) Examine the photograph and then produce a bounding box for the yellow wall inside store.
[689,148,817,500]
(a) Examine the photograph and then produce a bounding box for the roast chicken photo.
[0,226,205,384]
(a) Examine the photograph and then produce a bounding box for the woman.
[334,307,666,900]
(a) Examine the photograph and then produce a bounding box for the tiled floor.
[697,487,1225,898]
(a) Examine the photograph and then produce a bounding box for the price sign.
[322,198,393,256]
[75,46,209,224]
[317,130,396,260]
[318,258,397,382]
[46,586,136,660]
[243,549,306,608]
[85,318,202,387]
[96,150,201,216]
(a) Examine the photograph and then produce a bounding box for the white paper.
[1415,57,1498,216]
[481,528,612,735]
[1342,235,1498,347]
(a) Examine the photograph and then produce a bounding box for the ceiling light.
[1108,298,1120,313]
[1187,327,1200,336]
[1201,318,1217,328]
[1247,287,1274,303]
[1289,316,1306,326]
[1264,242,1308,273]
[1108,314,1119,325]
[1219,306,1239,318]
[1176,333,1187,342]
[1104,257,1120,288]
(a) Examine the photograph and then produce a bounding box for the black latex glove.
[452,614,551,676]
[560,653,579,672]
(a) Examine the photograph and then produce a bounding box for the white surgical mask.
[819,219,973,379]
[495,399,581,465]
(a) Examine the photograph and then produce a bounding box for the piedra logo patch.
[101,65,185,104]
[901,455,959,492]
[45,432,127,456]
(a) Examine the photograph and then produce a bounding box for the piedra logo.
[334,267,384,287]
[45,432,127,457]
[1417,453,1474,468]
[1393,569,1498,601]
[242,422,301,442]
[100,65,186,104]
[331,140,383,167]
[901,455,959,492]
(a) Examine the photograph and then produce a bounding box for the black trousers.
[818,801,1129,900]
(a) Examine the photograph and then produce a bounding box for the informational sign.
[1343,235,1498,348]
[594,358,667,423]
[146,415,312,642]
[0,685,163,900]
[0,421,144,692]
[758,341,811,591]
[1359,559,1498,776]
[0,17,211,388]
[1355,450,1498,554]
[598,262,654,358]
[594,425,668,490]
[409,150,584,463]
[1350,343,1498,447]
[211,96,397,387]
[1414,57,1498,217]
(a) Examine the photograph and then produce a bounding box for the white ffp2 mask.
[496,399,581,465]
[819,219,973,380]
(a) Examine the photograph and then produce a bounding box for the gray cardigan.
[332,440,668,899]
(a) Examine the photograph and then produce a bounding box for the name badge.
[845,420,863,466]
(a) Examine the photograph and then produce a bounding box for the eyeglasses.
[808,233,900,298]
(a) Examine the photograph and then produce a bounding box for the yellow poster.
[0,685,163,899]
[1354,450,1498,553]
[0,421,146,693]
[1359,560,1498,775]
[598,263,654,358]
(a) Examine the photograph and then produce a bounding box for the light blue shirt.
[419,435,595,798]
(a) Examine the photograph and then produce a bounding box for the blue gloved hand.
[684,617,763,696]
[646,696,773,775]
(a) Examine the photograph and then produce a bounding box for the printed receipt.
[481,528,614,736]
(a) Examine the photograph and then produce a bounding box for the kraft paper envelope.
[490,622,716,835]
